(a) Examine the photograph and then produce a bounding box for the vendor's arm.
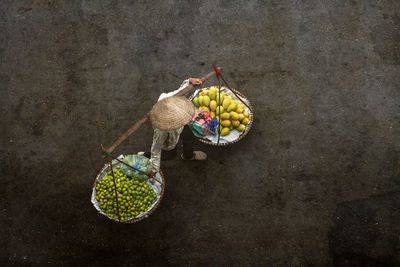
[149,128,168,172]
[157,78,202,101]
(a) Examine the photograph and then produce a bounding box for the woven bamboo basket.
[91,156,165,223]
[189,86,254,146]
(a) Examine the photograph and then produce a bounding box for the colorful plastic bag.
[189,111,218,138]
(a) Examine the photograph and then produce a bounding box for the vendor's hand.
[189,78,202,86]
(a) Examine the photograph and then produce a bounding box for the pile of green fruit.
[192,87,250,136]
[95,166,157,221]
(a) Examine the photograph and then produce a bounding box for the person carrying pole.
[139,78,207,177]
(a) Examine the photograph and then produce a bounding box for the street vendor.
[139,78,207,177]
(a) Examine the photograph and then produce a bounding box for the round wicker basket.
[92,157,165,223]
[189,86,254,146]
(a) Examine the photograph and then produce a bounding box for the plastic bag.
[189,111,218,138]
[120,154,150,178]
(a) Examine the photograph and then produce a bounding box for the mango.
[229,111,239,121]
[215,106,224,115]
[221,127,230,136]
[236,104,244,114]
[238,114,245,121]
[232,120,240,127]
[237,124,246,132]
[221,120,231,127]
[201,89,208,96]
[222,98,231,109]
[192,97,200,108]
[243,111,249,118]
[227,102,237,112]
[199,106,210,112]
[226,95,232,101]
[208,87,217,100]
[203,96,210,107]
[199,95,204,106]
[209,100,217,111]
[220,112,230,120]
[210,111,216,118]
[242,118,249,125]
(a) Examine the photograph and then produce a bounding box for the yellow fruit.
[201,89,209,96]
[221,120,231,127]
[192,97,200,108]
[199,95,204,106]
[230,125,234,130]
[226,95,232,101]
[229,111,239,120]
[237,104,244,110]
[243,111,249,118]
[237,124,246,132]
[219,125,223,132]
[220,113,230,120]
[227,102,237,112]
[242,118,249,125]
[215,95,222,105]
[199,106,210,112]
[232,120,240,127]
[222,98,231,109]
[236,106,244,113]
[208,87,217,100]
[238,114,245,121]
[203,96,210,107]
[221,127,230,136]
[215,106,224,115]
[209,100,217,111]
[210,111,216,118]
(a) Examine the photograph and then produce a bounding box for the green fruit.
[192,97,200,107]
[96,168,158,221]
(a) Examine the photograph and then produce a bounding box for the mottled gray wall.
[1,0,399,265]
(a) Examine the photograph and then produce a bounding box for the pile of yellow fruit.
[192,86,250,136]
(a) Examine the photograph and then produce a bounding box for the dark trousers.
[147,125,195,160]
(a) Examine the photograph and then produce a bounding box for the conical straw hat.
[149,96,195,131]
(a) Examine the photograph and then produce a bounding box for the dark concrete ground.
[1,0,400,266]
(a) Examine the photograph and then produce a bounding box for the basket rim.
[189,86,254,146]
[92,157,166,224]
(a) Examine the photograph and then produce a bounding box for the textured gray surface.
[1,0,400,266]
